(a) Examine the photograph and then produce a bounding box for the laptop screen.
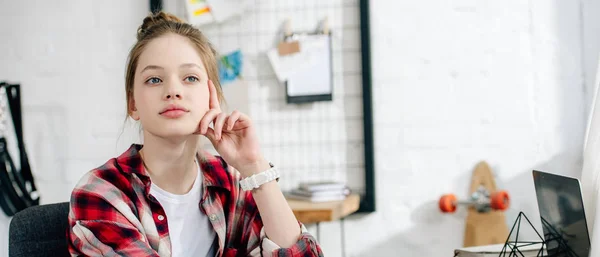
[533,170,591,256]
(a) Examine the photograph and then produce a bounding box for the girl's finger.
[198,109,221,134]
[208,80,221,111]
[204,127,217,144]
[226,110,241,131]
[213,112,228,140]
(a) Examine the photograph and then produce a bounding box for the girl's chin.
[150,127,200,139]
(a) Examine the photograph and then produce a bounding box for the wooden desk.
[286,194,361,224]
[286,194,360,257]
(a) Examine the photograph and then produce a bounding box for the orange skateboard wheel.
[439,194,457,213]
[490,190,510,210]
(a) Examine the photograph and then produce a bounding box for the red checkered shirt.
[67,144,323,257]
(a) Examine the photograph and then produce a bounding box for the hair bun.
[137,11,185,40]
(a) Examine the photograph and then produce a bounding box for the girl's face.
[130,33,210,139]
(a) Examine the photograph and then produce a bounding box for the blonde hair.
[124,11,225,116]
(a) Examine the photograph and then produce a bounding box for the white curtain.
[581,54,600,257]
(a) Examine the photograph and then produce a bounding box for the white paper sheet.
[286,34,332,97]
[267,46,311,83]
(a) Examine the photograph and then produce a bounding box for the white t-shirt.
[149,160,217,257]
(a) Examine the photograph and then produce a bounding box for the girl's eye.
[146,77,162,84]
[185,76,199,83]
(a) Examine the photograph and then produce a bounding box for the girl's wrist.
[237,158,271,178]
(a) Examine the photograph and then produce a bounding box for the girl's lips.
[160,109,187,118]
[159,103,189,118]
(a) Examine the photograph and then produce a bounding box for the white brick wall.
[1,0,599,256]
[583,0,600,116]
[0,0,150,255]
[361,0,597,256]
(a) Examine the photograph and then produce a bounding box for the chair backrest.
[8,202,70,257]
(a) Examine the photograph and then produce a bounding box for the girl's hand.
[195,80,269,177]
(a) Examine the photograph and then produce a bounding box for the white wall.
[361,0,590,255]
[583,0,600,116]
[1,0,599,256]
[0,0,150,256]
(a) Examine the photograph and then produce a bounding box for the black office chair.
[8,202,70,257]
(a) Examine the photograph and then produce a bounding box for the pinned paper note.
[218,50,243,84]
[206,0,246,23]
[267,47,310,83]
[266,33,333,103]
[285,34,332,100]
[267,35,330,82]
[185,0,214,26]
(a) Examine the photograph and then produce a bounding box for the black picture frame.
[357,0,375,213]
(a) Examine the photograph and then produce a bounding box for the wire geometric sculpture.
[499,211,578,256]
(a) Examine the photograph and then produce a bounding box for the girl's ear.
[129,98,140,121]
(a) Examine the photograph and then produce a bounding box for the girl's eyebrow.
[141,65,163,73]
[179,63,203,70]
[140,63,203,73]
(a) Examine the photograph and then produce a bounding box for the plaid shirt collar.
[116,144,232,192]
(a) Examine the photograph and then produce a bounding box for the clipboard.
[281,24,334,104]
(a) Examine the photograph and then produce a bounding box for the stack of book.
[286,181,351,202]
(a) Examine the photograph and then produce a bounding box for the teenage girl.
[67,11,323,257]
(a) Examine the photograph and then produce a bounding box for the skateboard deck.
[463,161,509,247]
[439,161,510,247]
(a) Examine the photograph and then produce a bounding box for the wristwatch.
[240,162,280,191]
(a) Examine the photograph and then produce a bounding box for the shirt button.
[209,214,217,221]
[158,215,165,221]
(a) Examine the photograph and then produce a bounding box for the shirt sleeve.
[68,174,161,257]
[240,194,323,257]
[245,219,323,257]
[257,223,323,257]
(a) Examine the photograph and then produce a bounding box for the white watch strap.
[240,166,280,191]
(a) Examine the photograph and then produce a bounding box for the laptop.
[532,170,591,256]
